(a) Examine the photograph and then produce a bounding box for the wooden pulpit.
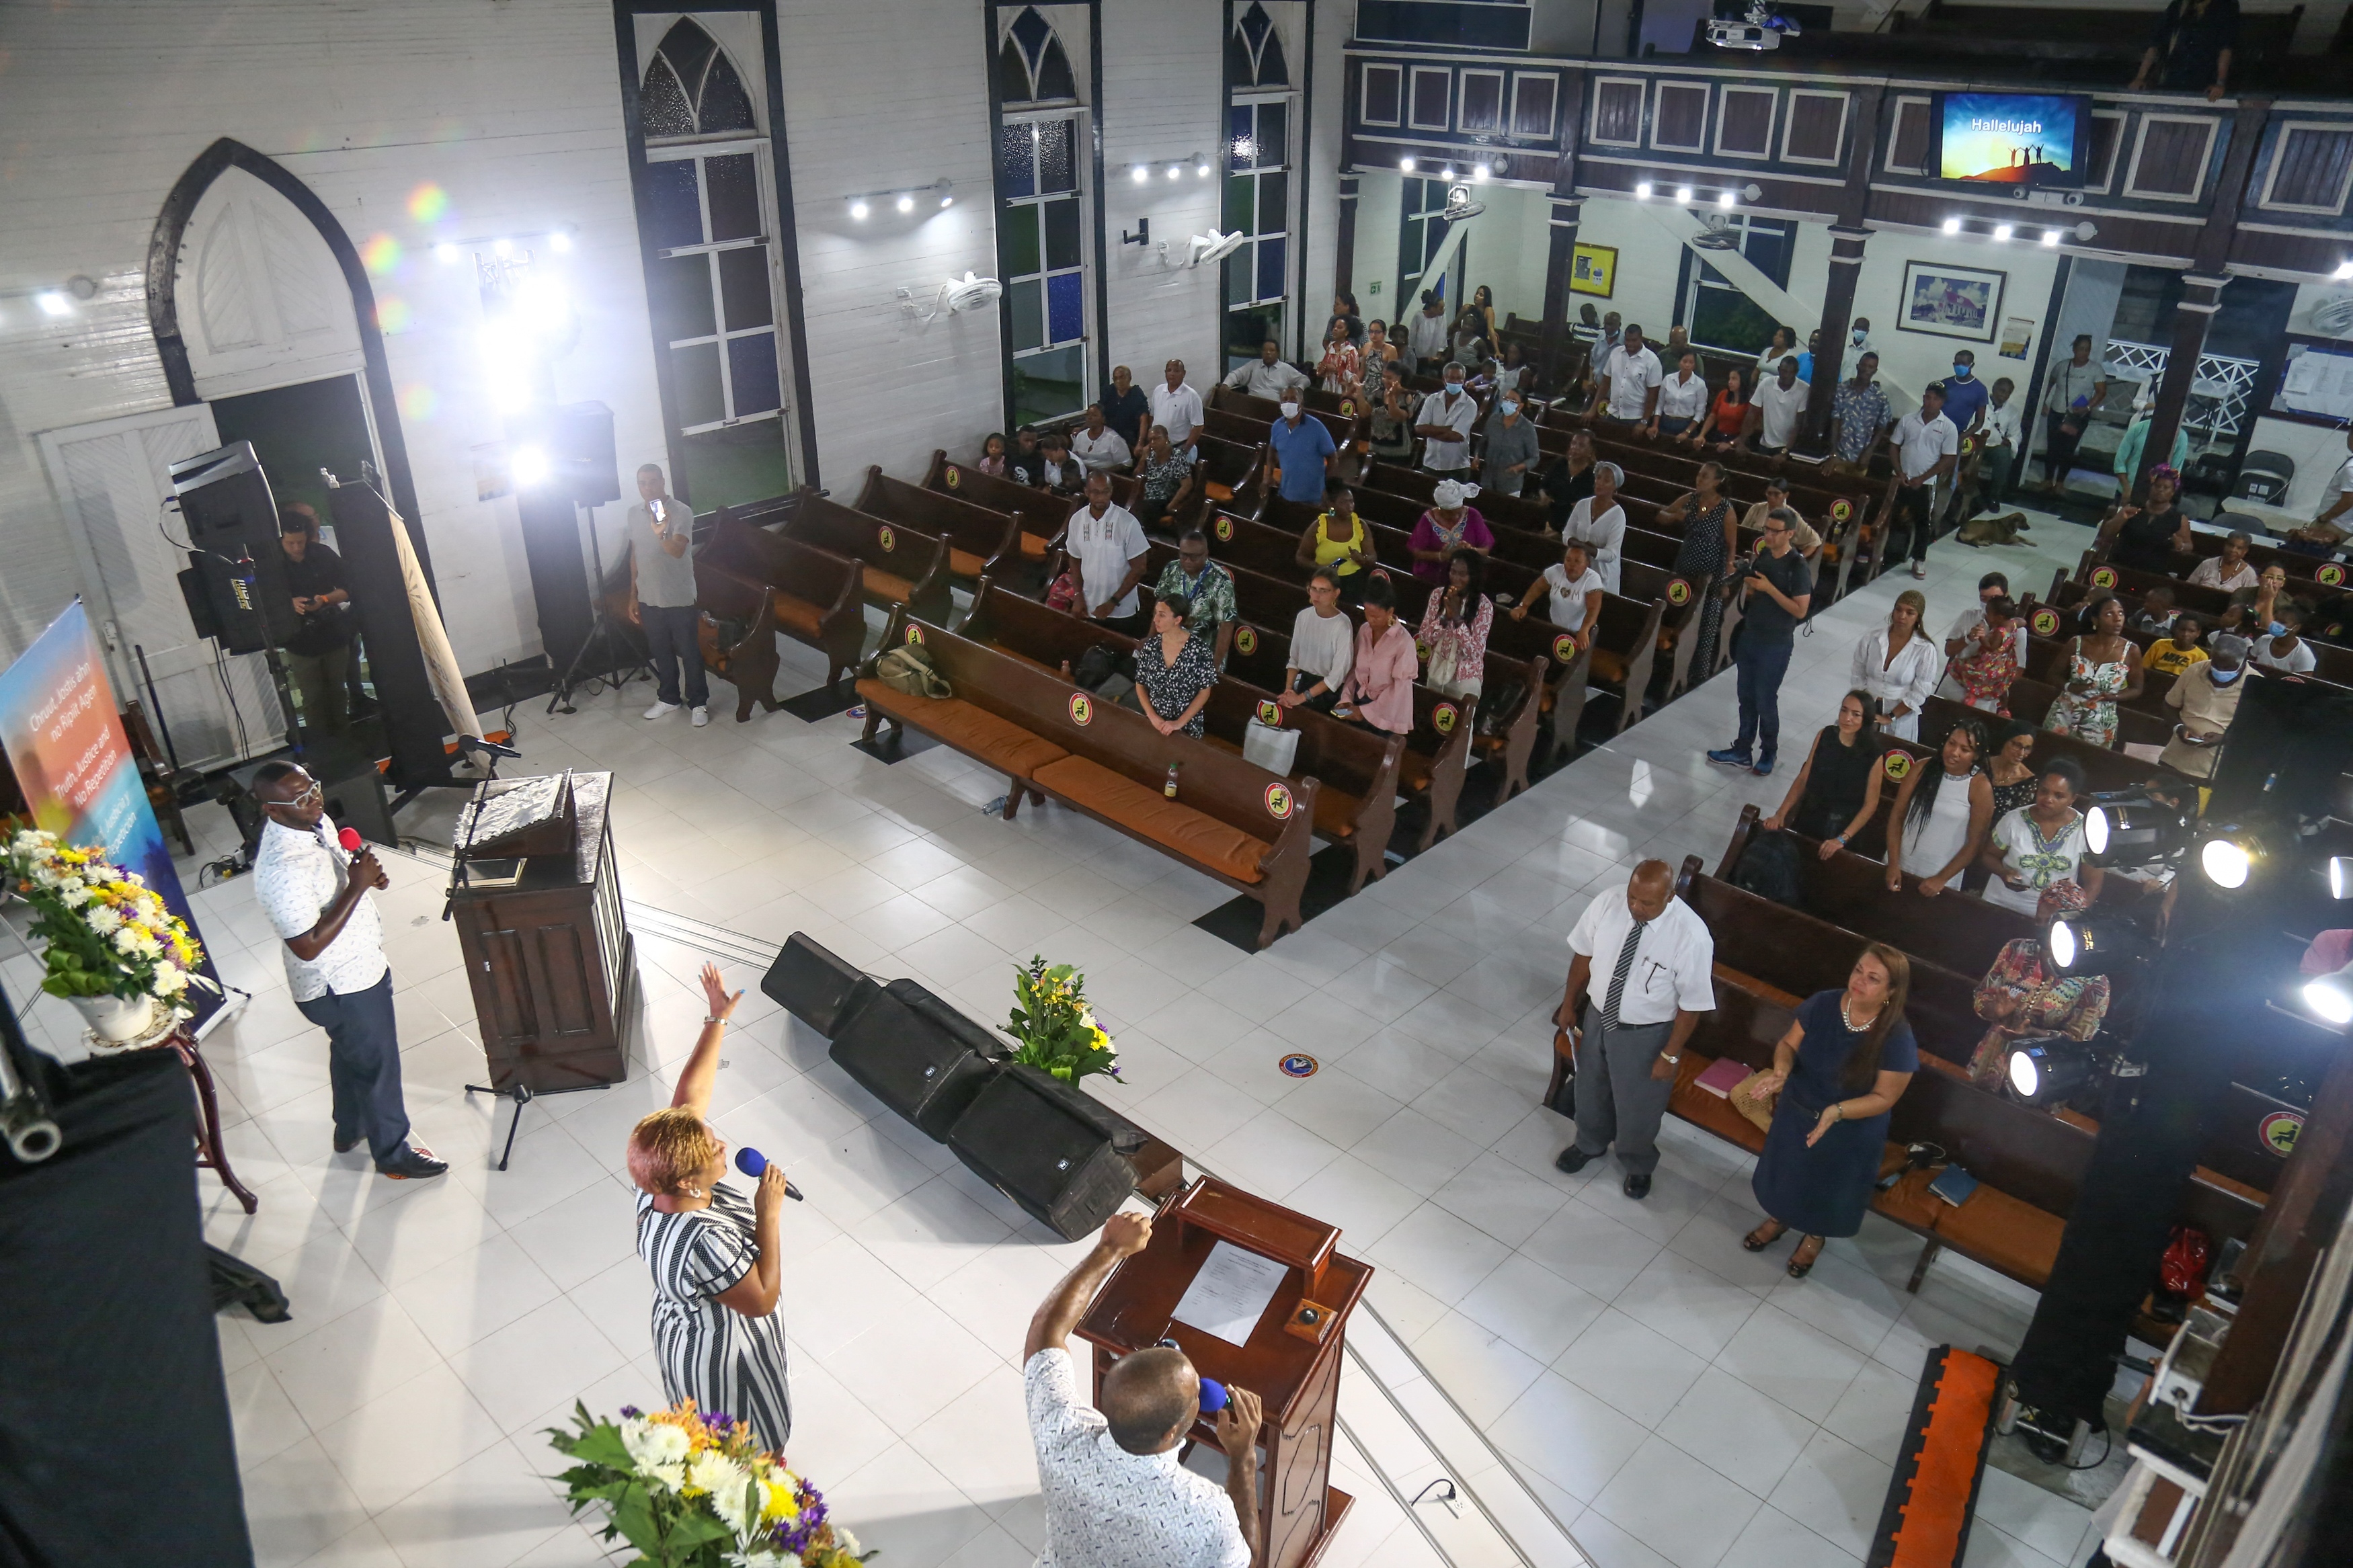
[1078,1176,1372,1568]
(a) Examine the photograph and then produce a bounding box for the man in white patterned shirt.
[1025,1212,1258,1568]
[249,761,444,1179]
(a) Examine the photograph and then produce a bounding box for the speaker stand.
[547,502,656,715]
[463,1080,608,1171]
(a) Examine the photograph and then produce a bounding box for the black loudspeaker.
[826,982,1002,1142]
[550,401,621,507]
[168,442,294,653]
[762,932,871,1037]
[948,1065,1138,1240]
[311,739,397,847]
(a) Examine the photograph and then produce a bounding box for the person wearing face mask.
[1849,318,1873,356]
[2252,602,2317,674]
[2161,633,2251,780]
[1413,366,1480,477]
[1225,339,1310,402]
[1267,392,1337,507]
[1940,352,1989,440]
[1479,387,1541,495]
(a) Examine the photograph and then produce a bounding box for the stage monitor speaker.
[169,441,276,546]
[762,932,871,1037]
[549,401,621,507]
[947,1065,1136,1240]
[826,983,1001,1142]
[311,740,398,847]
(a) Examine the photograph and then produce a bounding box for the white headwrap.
[1431,479,1480,509]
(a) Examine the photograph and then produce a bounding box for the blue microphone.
[733,1147,804,1200]
[1198,1377,1229,1415]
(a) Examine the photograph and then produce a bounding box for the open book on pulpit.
[1078,1175,1373,1568]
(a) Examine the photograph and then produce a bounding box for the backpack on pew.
[1070,643,1138,706]
[871,644,952,698]
[1730,829,1804,907]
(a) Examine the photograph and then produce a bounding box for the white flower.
[87,907,122,935]
[692,1453,754,1533]
[620,1417,690,1470]
[836,1526,863,1557]
[114,928,144,954]
[59,884,93,907]
[644,1462,686,1494]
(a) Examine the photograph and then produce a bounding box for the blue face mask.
[1852,329,1867,345]
[2266,621,2286,638]
[1952,363,1973,380]
[2210,667,2243,685]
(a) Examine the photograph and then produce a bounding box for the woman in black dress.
[1666,461,1739,678]
[1987,720,2040,819]
[1133,593,1219,737]
[1742,944,1919,1278]
[1761,690,1887,856]
[2100,465,2192,574]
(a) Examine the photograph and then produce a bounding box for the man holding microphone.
[250,761,444,1179]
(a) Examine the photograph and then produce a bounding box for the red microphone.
[338,828,362,853]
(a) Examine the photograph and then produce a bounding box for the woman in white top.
[1980,756,2104,915]
[1851,589,1943,741]
[1755,327,1798,384]
[2251,607,2317,673]
[1512,539,1605,646]
[1644,350,1711,441]
[1884,718,1993,897]
[1561,461,1627,595]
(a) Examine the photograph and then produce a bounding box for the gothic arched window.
[1229,3,1289,90]
[998,7,1078,106]
[642,18,757,140]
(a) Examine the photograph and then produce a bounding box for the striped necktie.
[1601,918,1650,1032]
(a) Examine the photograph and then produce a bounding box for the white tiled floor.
[4,505,2114,1568]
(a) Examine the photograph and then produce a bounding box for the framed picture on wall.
[1900,261,2003,341]
[1570,243,1617,298]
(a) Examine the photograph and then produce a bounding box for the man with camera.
[626,462,709,728]
[275,503,356,735]
[1707,508,1813,776]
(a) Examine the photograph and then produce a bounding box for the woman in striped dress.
[627,964,794,1450]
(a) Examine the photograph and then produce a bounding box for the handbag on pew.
[1726,1069,1778,1133]
[1242,710,1302,774]
[871,645,951,699]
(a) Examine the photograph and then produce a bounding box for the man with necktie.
[1552,861,1716,1198]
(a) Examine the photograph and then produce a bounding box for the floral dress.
[1418,588,1493,700]
[1968,938,2112,1083]
[1954,626,2024,714]
[1672,497,1735,677]
[2042,639,2130,748]
[1132,628,1219,737]
[1316,340,1362,397]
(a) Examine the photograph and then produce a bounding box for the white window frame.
[999,103,1096,415]
[1780,89,1849,167]
[1589,75,1646,149]
[1509,71,1560,139]
[1458,69,1505,134]
[1408,67,1452,132]
[2123,112,2220,202]
[2080,109,2128,194]
[2258,120,2353,216]
[1226,87,1298,360]
[1651,82,1709,153]
[1885,95,1932,175]
[1360,62,1403,128]
[1713,86,1778,161]
[644,136,787,436]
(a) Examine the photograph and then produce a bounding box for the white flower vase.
[71,993,156,1044]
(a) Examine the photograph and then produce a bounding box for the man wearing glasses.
[249,761,445,1179]
[1706,509,1814,778]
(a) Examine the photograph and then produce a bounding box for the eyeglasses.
[276,782,323,811]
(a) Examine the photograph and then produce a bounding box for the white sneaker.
[1910,561,1927,579]
[643,700,680,720]
[690,706,710,728]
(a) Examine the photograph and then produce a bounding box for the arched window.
[1228,3,1289,90]
[998,6,1077,106]
[642,18,757,141]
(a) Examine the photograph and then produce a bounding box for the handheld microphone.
[1198,1378,1229,1415]
[733,1146,804,1200]
[338,828,362,853]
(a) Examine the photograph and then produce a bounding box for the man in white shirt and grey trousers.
[1552,860,1715,1199]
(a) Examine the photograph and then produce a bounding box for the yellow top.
[1312,511,1367,575]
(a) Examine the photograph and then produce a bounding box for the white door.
[34,404,286,772]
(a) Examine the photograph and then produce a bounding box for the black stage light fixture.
[2196,825,2270,891]
[2081,788,2192,868]
[2005,1036,2100,1106]
[2305,961,2353,1027]
[2327,854,2353,901]
[2046,914,2149,978]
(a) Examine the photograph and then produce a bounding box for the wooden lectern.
[448,771,635,1092]
[1078,1176,1372,1568]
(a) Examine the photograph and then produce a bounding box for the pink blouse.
[1341,620,1419,734]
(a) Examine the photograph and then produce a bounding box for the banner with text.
[0,600,223,1028]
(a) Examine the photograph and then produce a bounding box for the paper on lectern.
[1171,1241,1288,1346]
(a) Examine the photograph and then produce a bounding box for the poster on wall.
[0,601,223,1029]
[1901,261,2004,342]
[1997,316,2036,360]
[1570,243,1617,298]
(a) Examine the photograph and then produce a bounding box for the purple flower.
[619,1406,642,1419]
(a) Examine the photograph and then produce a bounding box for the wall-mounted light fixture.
[430,227,580,264]
[1,275,102,326]
[845,179,955,222]
[1129,154,1209,185]
[1941,214,2099,247]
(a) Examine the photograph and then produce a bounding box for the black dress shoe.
[1553,1147,1593,1175]
[378,1145,448,1180]
[1623,1173,1652,1199]
[333,1131,362,1155]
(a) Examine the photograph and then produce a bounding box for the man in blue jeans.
[1707,509,1813,776]
[627,462,711,725]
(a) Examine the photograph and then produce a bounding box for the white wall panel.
[1100,0,1222,388]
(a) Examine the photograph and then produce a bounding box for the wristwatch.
[1661,1053,1682,1065]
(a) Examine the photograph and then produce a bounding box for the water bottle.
[1164,763,1179,799]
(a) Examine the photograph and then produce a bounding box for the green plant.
[1003,956,1122,1083]
[4,828,212,1006]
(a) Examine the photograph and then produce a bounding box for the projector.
[1708,3,1800,50]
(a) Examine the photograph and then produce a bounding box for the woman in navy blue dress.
[1743,944,1919,1278]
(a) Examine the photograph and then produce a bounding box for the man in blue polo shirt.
[1269,395,1337,506]
[1939,350,1989,440]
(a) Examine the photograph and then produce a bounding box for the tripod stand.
[548,501,656,714]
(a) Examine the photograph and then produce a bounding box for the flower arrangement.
[1003,956,1121,1083]
[4,827,214,1010]
[547,1400,872,1568]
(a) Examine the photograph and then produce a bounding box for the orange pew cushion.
[1031,755,1269,883]
[853,682,1070,778]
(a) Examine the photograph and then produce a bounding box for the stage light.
[1399,156,1417,171]
[1636,181,1654,198]
[1675,185,1693,204]
[35,291,71,317]
[1993,223,2013,241]
[1717,190,1735,208]
[1132,164,1149,183]
[2042,229,2061,246]
[2327,855,2353,899]
[2198,828,2269,890]
[895,192,915,212]
[2046,915,2147,978]
[549,231,573,253]
[2306,962,2353,1026]
[493,238,513,257]
[2007,1038,2099,1106]
[2083,790,2190,866]
[434,242,461,264]
[1942,217,1961,235]
[510,444,552,489]
[849,199,870,220]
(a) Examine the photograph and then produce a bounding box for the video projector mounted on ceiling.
[1708,1,1804,50]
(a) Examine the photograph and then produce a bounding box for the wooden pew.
[1715,804,2032,977]
[852,466,1024,585]
[1205,384,1361,452]
[2102,522,2344,584]
[1917,694,2155,794]
[1358,460,1551,534]
[922,448,1087,561]
[783,489,952,624]
[859,605,1319,948]
[695,505,867,691]
[686,544,783,724]
[2049,566,2353,688]
[957,581,1406,895]
[1189,431,1270,516]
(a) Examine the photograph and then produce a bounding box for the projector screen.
[1933,91,2090,189]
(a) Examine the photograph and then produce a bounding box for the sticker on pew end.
[1882,751,1913,781]
[1265,782,1295,820]
[1831,499,1854,523]
[2321,564,2347,588]
[1667,578,1692,606]
[1553,633,1579,663]
[1234,626,1260,655]
[1069,692,1094,726]
[877,526,896,552]
[1255,699,1282,727]
[2262,1109,2303,1155]
[943,466,961,489]
[2090,566,2118,589]
[1279,1053,1318,1078]
[1339,400,1356,417]
[1215,517,1234,540]
[904,623,925,645]
[1432,702,1461,734]
[2031,608,2061,636]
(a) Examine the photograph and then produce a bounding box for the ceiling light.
[849,199,870,220]
[2042,229,2061,247]
[1167,165,1183,181]
[1197,158,1211,177]
[1636,181,1653,198]
[896,192,915,213]
[1716,190,1735,208]
[1993,223,2013,241]
[549,232,573,253]
[1472,164,1489,182]
[1440,165,1457,180]
[35,291,71,317]
[1942,217,1961,235]
[1399,156,1417,171]
[493,238,513,257]
[435,242,460,263]
[939,193,954,208]
[1132,165,1149,183]
[1675,186,1693,204]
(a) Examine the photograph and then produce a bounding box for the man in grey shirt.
[627,462,708,727]
[1478,387,1542,496]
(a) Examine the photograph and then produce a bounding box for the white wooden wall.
[0,0,1282,682]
